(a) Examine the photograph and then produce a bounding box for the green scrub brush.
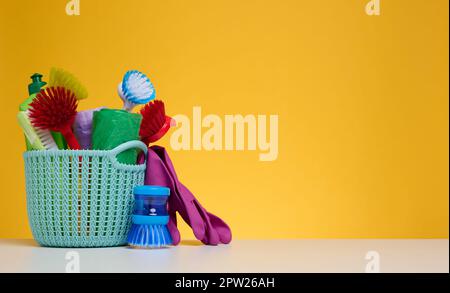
[17,111,58,150]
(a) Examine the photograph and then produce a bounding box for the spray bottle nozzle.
[28,73,47,95]
[31,73,43,82]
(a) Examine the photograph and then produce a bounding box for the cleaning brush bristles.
[127,186,173,249]
[140,100,175,145]
[48,67,88,100]
[29,87,80,150]
[17,111,58,150]
[128,220,173,249]
[34,124,59,150]
[118,70,156,112]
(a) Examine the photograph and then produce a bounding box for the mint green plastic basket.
[24,141,148,248]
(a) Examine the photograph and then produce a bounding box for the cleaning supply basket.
[23,140,148,248]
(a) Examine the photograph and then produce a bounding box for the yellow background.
[0,0,448,239]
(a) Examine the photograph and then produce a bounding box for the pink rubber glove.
[141,146,232,245]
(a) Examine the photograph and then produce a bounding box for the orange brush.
[29,87,80,150]
[139,100,175,145]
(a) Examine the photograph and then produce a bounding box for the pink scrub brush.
[29,87,81,150]
[139,100,176,145]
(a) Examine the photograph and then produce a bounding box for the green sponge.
[92,109,142,164]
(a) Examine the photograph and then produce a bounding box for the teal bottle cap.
[134,185,170,196]
[28,73,47,95]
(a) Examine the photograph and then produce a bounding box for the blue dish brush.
[118,70,156,112]
[127,186,172,249]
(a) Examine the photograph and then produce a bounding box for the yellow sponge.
[48,67,88,100]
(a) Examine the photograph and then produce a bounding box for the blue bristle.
[122,70,156,104]
[127,223,173,248]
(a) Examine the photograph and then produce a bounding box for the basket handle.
[109,140,148,169]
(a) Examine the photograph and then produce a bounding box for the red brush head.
[29,87,78,132]
[140,100,173,144]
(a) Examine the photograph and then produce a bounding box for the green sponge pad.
[92,109,142,164]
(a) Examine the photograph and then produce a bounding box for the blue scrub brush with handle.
[127,185,172,249]
[118,70,156,112]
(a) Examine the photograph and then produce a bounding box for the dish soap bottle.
[20,73,67,150]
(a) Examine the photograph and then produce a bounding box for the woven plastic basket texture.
[24,141,148,248]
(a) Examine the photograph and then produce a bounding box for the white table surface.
[0,239,448,273]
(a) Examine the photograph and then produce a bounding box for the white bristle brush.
[17,111,58,150]
[118,70,156,112]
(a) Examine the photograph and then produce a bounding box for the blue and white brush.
[118,70,156,112]
[127,186,173,249]
[127,216,173,249]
